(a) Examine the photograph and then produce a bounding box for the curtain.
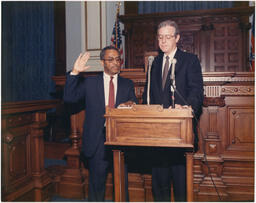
[2,2,55,102]
[138,1,234,14]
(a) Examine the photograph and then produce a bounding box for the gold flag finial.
[116,2,121,16]
[113,2,122,48]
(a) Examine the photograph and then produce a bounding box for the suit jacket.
[143,49,204,118]
[64,72,138,157]
[142,49,204,150]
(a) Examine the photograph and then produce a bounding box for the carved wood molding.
[203,76,255,82]
[202,72,255,81]
[2,100,60,115]
[202,72,254,107]
[221,85,254,96]
[203,84,254,106]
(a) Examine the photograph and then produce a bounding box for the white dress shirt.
[103,72,118,107]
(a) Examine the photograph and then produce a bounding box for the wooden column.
[30,112,53,201]
[186,152,194,202]
[113,150,126,201]
[58,111,85,199]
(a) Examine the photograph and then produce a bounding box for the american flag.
[249,13,255,72]
[110,12,124,68]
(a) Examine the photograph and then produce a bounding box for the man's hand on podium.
[117,100,136,109]
[169,104,191,109]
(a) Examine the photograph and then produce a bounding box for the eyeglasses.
[103,57,121,63]
[157,34,176,41]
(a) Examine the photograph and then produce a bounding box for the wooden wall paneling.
[104,172,113,200]
[194,77,254,201]
[119,7,254,71]
[200,23,212,72]
[210,21,243,72]
[128,173,145,201]
[1,100,59,201]
[194,106,228,201]
[227,106,254,151]
[2,117,34,201]
[224,96,254,155]
[240,15,252,70]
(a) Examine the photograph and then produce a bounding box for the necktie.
[162,56,170,90]
[108,76,115,108]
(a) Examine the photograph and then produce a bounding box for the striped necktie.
[162,55,170,90]
[108,76,115,108]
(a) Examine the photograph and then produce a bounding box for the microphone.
[170,58,177,108]
[147,56,155,105]
[148,56,154,67]
[170,58,177,85]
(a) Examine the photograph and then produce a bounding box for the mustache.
[111,65,120,69]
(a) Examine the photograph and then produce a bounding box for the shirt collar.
[164,47,177,61]
[103,72,118,80]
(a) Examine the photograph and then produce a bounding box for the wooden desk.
[105,105,194,201]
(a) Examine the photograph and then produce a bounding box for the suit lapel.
[173,49,182,74]
[97,73,105,108]
[155,54,164,92]
[115,76,122,107]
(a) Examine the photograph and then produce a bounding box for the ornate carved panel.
[211,23,242,72]
[2,100,58,201]
[9,134,30,181]
[2,130,31,193]
[126,22,158,68]
[227,107,254,151]
[178,31,198,54]
[221,85,254,96]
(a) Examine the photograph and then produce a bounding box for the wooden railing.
[2,99,60,201]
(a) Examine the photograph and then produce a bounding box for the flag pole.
[115,2,121,48]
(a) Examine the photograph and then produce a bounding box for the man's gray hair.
[157,20,180,36]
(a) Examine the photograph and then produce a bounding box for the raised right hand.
[71,52,91,75]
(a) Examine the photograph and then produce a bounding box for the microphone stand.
[171,79,175,108]
[147,56,154,105]
[170,58,177,109]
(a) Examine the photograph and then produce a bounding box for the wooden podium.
[104,105,194,202]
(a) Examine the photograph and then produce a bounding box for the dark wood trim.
[2,100,60,115]
[120,6,254,22]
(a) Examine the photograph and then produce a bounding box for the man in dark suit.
[142,20,204,201]
[64,46,137,201]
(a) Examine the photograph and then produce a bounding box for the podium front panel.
[105,105,194,148]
